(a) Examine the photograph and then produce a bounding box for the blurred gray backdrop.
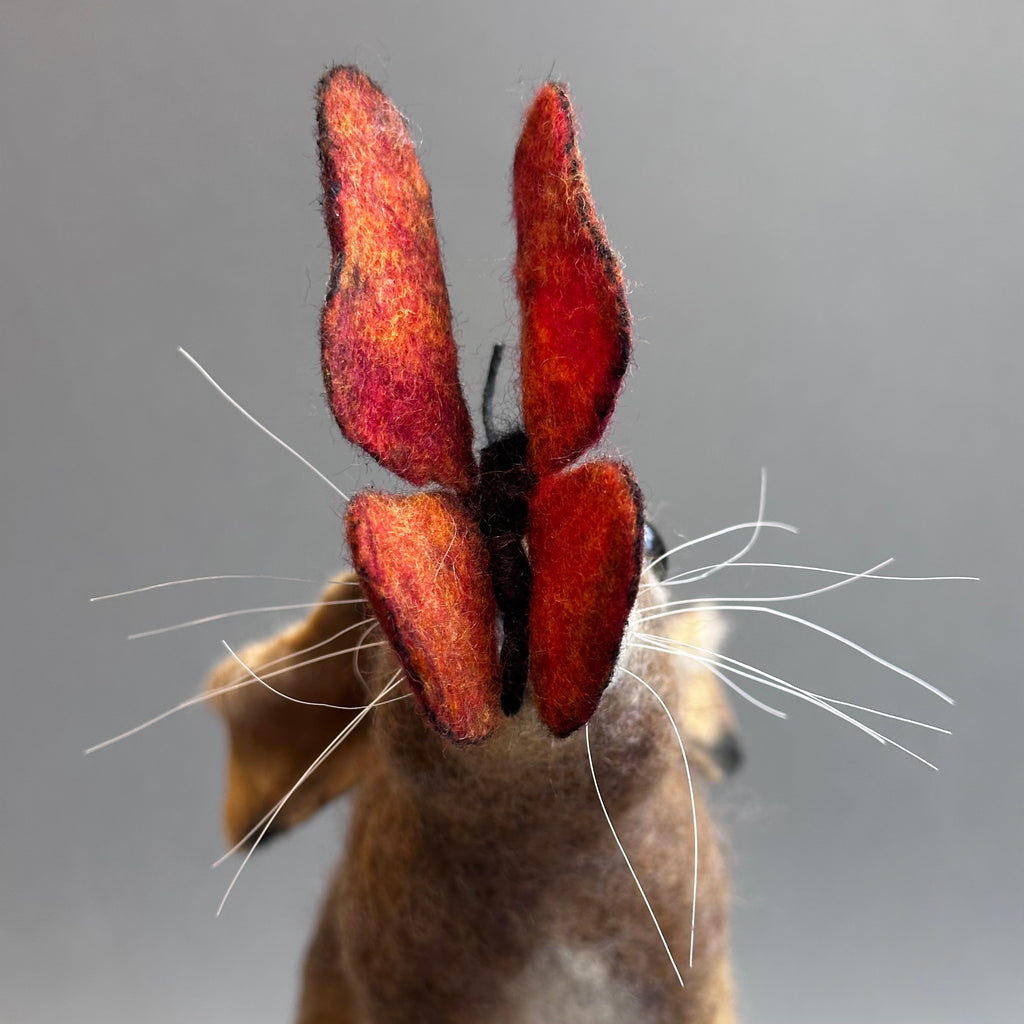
[2,2,1021,1021]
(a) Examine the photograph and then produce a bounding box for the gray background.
[3,1,1021,1021]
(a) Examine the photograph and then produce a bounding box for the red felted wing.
[318,66,476,494]
[528,461,644,737]
[346,490,501,742]
[514,83,631,478]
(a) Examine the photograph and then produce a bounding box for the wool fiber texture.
[319,66,643,741]
[529,460,645,737]
[346,491,500,742]
[317,67,476,493]
[514,83,631,478]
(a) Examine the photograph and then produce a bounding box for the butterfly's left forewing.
[318,67,476,493]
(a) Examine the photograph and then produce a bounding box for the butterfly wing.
[318,66,476,493]
[346,490,501,742]
[528,460,644,737]
[514,82,631,479]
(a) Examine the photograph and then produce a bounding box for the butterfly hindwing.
[346,490,501,742]
[527,461,645,737]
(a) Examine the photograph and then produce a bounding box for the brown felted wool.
[204,69,742,1024]
[317,67,476,493]
[528,460,645,737]
[345,490,501,742]
[514,83,631,478]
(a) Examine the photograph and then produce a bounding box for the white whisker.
[647,469,796,590]
[586,724,685,989]
[658,561,978,589]
[84,685,242,754]
[646,520,798,582]
[216,636,386,693]
[699,660,789,719]
[213,616,377,688]
[89,574,346,601]
[85,617,378,754]
[633,634,889,744]
[222,640,388,711]
[215,675,402,913]
[211,669,404,868]
[633,634,942,768]
[128,598,366,640]
[816,698,951,734]
[621,668,699,968]
[352,621,384,692]
[641,606,954,704]
[179,347,349,502]
[643,559,895,615]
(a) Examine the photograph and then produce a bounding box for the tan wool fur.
[207,569,740,1023]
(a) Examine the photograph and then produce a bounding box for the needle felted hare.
[206,66,741,1024]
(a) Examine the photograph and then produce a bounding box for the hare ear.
[514,83,631,478]
[205,575,379,849]
[317,66,476,494]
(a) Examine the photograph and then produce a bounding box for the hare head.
[206,66,741,1024]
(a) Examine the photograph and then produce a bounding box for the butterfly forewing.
[514,83,631,479]
[318,67,476,493]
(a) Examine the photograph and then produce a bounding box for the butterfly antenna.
[482,343,505,444]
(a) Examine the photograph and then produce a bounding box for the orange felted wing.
[346,490,501,742]
[528,461,644,737]
[514,83,631,479]
[318,67,476,494]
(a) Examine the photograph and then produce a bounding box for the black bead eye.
[643,521,668,581]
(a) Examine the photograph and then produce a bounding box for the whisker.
[640,606,955,704]
[648,469,797,590]
[642,559,895,615]
[621,668,699,968]
[89,574,344,602]
[698,660,789,719]
[84,685,243,755]
[657,561,978,589]
[646,520,798,580]
[633,635,942,768]
[179,347,349,502]
[815,698,951,734]
[222,640,389,711]
[352,621,384,692]
[215,674,402,913]
[633,634,889,744]
[638,634,945,734]
[85,617,378,754]
[211,669,404,868]
[213,616,378,688]
[127,598,366,640]
[215,636,386,693]
[585,723,685,989]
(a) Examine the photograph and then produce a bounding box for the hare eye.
[643,522,668,581]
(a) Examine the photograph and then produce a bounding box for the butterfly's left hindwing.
[346,491,501,743]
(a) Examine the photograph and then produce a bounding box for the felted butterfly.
[317,66,644,742]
